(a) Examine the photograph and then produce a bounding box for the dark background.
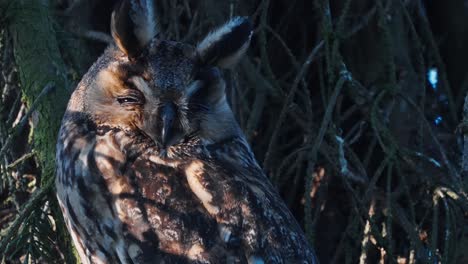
[0,0,467,263]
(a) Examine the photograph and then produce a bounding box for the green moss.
[8,1,77,262]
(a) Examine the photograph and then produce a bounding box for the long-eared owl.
[55,0,318,263]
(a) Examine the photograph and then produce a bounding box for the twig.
[6,151,35,170]
[0,83,54,158]
[14,83,55,134]
[304,72,348,240]
[398,93,459,181]
[336,135,367,184]
[263,40,324,169]
[79,30,112,44]
[386,163,394,262]
[343,6,376,39]
[0,179,53,253]
[359,199,376,264]
[416,1,457,123]
[6,89,21,128]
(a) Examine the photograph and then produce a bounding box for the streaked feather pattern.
[57,115,317,263]
[56,2,318,263]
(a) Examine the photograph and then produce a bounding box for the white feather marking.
[130,0,157,46]
[130,76,153,98]
[217,30,252,68]
[187,244,205,260]
[128,206,143,219]
[185,161,220,215]
[115,199,126,221]
[92,251,108,264]
[196,17,247,58]
[148,155,180,167]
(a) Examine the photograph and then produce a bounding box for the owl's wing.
[56,118,197,264]
[185,137,318,263]
[57,115,317,263]
[56,118,127,264]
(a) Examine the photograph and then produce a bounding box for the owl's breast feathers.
[56,114,317,263]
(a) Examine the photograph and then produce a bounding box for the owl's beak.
[160,102,176,148]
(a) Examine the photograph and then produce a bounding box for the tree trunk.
[8,0,77,262]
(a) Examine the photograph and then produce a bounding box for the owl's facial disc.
[96,5,254,147]
[126,74,192,149]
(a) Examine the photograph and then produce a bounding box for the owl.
[55,0,318,263]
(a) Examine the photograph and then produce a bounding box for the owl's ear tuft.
[196,17,253,69]
[111,0,157,58]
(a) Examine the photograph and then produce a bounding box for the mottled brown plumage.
[56,1,318,263]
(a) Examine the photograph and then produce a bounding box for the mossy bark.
[9,1,70,185]
[8,0,77,262]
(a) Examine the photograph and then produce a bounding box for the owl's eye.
[117,97,139,104]
[116,90,144,106]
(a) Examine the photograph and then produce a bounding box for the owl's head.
[71,0,252,148]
